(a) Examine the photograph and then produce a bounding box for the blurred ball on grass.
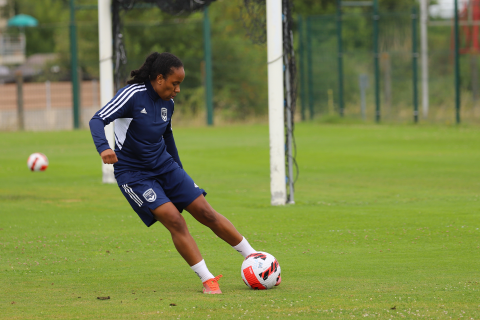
[27,153,49,172]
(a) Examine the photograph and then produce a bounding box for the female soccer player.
[89,52,272,294]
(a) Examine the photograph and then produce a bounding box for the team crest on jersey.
[161,107,167,122]
[143,188,157,202]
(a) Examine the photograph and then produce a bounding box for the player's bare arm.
[100,149,118,164]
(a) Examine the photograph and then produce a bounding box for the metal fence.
[0,79,99,131]
[298,9,480,124]
[3,6,480,130]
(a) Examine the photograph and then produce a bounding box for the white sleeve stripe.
[122,184,143,207]
[98,84,145,118]
[98,84,144,117]
[98,84,141,117]
[100,88,147,120]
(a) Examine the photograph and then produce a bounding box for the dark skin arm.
[100,149,118,164]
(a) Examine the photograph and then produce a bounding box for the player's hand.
[100,149,118,164]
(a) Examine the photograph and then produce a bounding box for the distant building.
[0,0,26,66]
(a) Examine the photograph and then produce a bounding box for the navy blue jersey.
[89,81,182,177]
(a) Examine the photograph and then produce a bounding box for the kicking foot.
[203,275,223,294]
[275,275,281,286]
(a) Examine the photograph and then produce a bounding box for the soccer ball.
[241,252,281,290]
[27,153,49,172]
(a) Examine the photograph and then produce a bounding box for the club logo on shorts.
[161,107,167,122]
[143,188,157,202]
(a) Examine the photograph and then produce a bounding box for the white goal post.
[98,0,116,184]
[266,0,287,205]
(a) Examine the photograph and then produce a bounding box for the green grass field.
[1,123,479,319]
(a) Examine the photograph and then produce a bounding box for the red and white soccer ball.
[27,153,49,172]
[241,252,281,290]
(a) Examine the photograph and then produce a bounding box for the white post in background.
[45,80,55,129]
[45,80,51,110]
[420,0,429,118]
[92,79,98,108]
[267,0,286,205]
[98,0,116,183]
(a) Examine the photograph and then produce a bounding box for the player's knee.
[165,215,188,234]
[198,207,218,226]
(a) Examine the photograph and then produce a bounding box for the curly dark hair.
[127,52,183,85]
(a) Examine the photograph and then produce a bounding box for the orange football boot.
[202,275,223,294]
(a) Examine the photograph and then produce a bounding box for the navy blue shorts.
[116,167,206,227]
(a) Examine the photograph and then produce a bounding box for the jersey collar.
[145,80,160,102]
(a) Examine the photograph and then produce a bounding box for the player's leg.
[150,202,222,294]
[159,167,256,285]
[159,167,256,257]
[118,173,223,293]
[185,195,241,245]
[150,202,202,266]
[185,195,256,258]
